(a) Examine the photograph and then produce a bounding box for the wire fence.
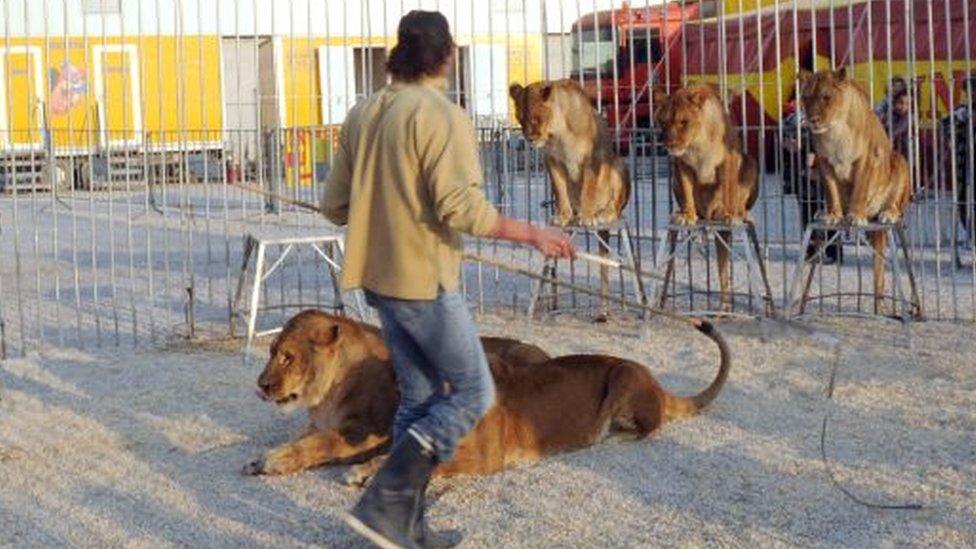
[0,0,974,357]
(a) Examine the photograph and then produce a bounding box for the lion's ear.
[540,84,553,101]
[835,66,848,81]
[688,86,712,106]
[652,87,670,124]
[652,86,668,106]
[509,83,524,102]
[798,69,813,86]
[309,323,341,348]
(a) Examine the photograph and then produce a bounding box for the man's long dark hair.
[387,10,455,81]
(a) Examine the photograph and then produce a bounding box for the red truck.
[569,1,707,151]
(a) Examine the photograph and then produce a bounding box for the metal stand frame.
[231,229,366,359]
[526,220,646,318]
[649,220,776,317]
[786,220,922,319]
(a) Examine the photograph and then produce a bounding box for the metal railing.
[0,0,974,357]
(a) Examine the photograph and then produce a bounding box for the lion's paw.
[817,211,842,226]
[878,211,901,224]
[671,212,698,226]
[550,212,574,227]
[578,213,616,227]
[845,214,868,227]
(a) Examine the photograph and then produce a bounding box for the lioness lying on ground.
[244,309,730,483]
[800,68,912,311]
[243,311,549,477]
[654,85,760,309]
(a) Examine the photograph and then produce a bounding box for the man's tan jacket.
[321,76,499,300]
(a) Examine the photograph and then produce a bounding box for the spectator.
[942,79,976,266]
[875,76,908,120]
[880,88,911,159]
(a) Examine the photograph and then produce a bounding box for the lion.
[653,85,760,309]
[800,67,912,310]
[509,79,630,228]
[509,79,632,319]
[244,309,730,485]
[243,311,551,477]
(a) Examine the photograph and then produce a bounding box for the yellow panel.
[722,0,778,15]
[24,35,224,151]
[282,40,322,129]
[3,51,42,146]
[686,55,821,121]
[139,35,223,146]
[722,0,827,15]
[99,50,137,143]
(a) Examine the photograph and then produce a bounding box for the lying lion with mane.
[244,309,730,483]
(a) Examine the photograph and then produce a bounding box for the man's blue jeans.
[364,289,495,463]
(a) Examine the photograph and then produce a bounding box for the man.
[321,10,575,549]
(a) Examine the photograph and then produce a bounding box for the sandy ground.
[1,312,974,548]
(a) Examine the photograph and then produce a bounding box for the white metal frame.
[91,43,143,149]
[234,231,367,361]
[527,221,646,319]
[648,220,777,318]
[0,45,45,152]
[786,221,923,320]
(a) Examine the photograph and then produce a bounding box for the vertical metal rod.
[963,0,976,321]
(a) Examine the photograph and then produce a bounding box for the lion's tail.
[663,320,732,421]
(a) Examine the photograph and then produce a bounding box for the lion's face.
[653,87,714,157]
[509,82,555,146]
[800,68,848,134]
[256,311,348,412]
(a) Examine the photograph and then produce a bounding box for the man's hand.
[487,216,576,259]
[530,226,576,259]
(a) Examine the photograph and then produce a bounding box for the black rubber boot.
[344,435,435,549]
[411,478,462,548]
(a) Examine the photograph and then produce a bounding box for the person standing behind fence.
[943,79,976,265]
[879,88,911,159]
[321,10,575,549]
